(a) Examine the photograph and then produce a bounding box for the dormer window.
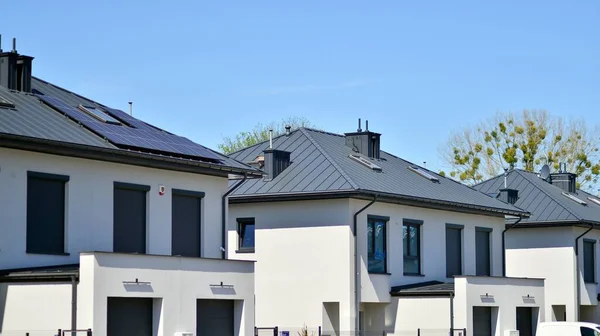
[78,105,121,125]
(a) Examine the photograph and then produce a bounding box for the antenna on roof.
[11,37,16,53]
[540,164,550,181]
[357,118,362,132]
[269,129,273,149]
[128,102,133,116]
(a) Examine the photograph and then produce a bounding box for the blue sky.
[3,1,599,172]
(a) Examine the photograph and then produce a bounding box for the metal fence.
[255,327,466,336]
[0,329,92,336]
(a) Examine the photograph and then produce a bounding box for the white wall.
[506,226,579,321]
[454,276,545,336]
[387,297,451,335]
[0,147,228,270]
[0,283,72,336]
[228,199,354,333]
[79,252,255,336]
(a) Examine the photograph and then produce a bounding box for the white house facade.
[0,46,261,336]
[227,125,545,336]
[474,169,600,325]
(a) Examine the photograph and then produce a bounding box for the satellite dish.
[540,164,551,180]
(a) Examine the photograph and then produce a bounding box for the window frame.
[403,219,423,276]
[367,215,389,274]
[445,223,464,278]
[26,171,70,256]
[475,227,493,276]
[583,239,596,284]
[237,217,256,253]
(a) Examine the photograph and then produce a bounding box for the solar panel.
[37,95,222,162]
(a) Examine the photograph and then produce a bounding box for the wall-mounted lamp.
[480,293,495,299]
[210,281,234,289]
[122,278,151,285]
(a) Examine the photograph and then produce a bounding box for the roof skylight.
[587,197,600,207]
[349,154,382,172]
[0,95,15,108]
[408,166,439,182]
[78,105,121,124]
[562,192,587,206]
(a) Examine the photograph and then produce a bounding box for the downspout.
[502,216,522,277]
[71,275,77,336]
[221,174,248,259]
[575,223,594,320]
[353,195,377,334]
[449,292,454,333]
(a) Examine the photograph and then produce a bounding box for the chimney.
[0,37,34,92]
[345,118,381,159]
[550,163,577,193]
[263,148,291,181]
[497,169,518,204]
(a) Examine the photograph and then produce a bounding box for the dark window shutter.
[476,230,491,276]
[172,193,202,257]
[446,227,462,277]
[26,175,66,254]
[584,241,595,283]
[113,187,147,253]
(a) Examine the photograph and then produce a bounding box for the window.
[367,216,388,273]
[403,220,422,275]
[237,218,255,252]
[113,182,149,254]
[172,189,204,257]
[0,95,15,108]
[446,224,463,277]
[476,228,492,276]
[408,166,439,182]
[78,104,122,124]
[584,240,596,283]
[580,327,600,336]
[26,171,69,255]
[349,154,382,171]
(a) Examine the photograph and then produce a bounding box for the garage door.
[473,307,492,336]
[516,307,533,336]
[197,299,234,336]
[107,297,153,336]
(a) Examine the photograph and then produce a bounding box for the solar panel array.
[37,95,222,162]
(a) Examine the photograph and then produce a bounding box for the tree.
[218,116,317,154]
[439,110,600,190]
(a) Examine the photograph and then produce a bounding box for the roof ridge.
[299,128,359,190]
[225,128,305,156]
[514,169,582,221]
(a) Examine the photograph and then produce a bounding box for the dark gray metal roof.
[390,281,454,296]
[229,128,528,216]
[0,77,259,175]
[0,264,79,282]
[473,169,600,225]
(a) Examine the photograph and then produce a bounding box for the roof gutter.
[221,175,248,259]
[502,216,523,277]
[353,194,378,334]
[575,223,594,320]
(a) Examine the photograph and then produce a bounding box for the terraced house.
[226,122,546,336]
[0,42,260,336]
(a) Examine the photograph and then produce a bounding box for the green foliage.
[218,117,317,154]
[440,110,600,191]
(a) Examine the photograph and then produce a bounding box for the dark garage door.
[473,307,492,336]
[107,297,153,336]
[197,299,234,336]
[516,307,533,336]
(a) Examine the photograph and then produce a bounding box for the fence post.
[318,326,322,336]
[87,328,92,336]
[417,328,420,336]
[274,326,279,336]
[58,329,62,336]
[463,328,467,336]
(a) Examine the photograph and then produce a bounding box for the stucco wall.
[0,147,228,270]
[506,226,579,321]
[387,297,451,335]
[0,283,72,336]
[229,199,354,333]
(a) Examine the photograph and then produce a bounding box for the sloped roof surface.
[229,128,526,215]
[0,77,257,173]
[473,169,600,224]
[390,281,454,296]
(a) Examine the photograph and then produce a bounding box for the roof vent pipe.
[0,34,2,53]
[285,125,291,136]
[128,102,133,116]
[504,168,508,188]
[269,129,273,149]
[12,38,16,53]
[366,120,369,132]
[357,118,362,132]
